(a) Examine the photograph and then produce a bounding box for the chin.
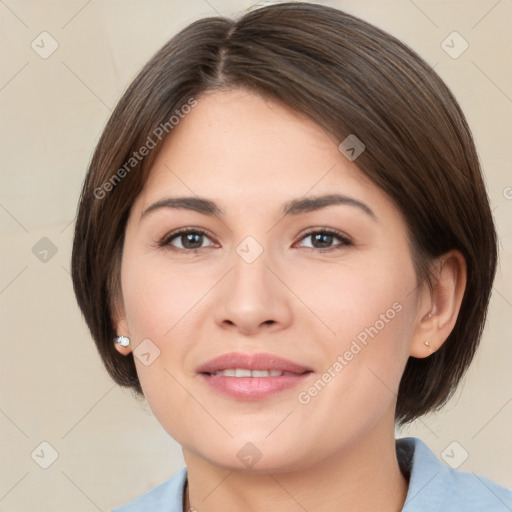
[185,432,315,474]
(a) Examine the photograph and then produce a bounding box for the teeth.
[212,369,296,377]
[251,370,269,377]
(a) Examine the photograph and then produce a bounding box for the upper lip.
[196,352,312,375]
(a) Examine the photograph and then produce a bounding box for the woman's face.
[115,88,428,472]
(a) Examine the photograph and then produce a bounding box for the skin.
[113,88,466,511]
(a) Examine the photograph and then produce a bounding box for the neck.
[182,426,408,512]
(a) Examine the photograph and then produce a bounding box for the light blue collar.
[113,437,512,511]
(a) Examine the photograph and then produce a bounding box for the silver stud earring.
[424,340,432,352]
[114,335,130,347]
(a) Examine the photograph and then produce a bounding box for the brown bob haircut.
[71,2,497,425]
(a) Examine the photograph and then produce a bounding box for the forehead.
[133,88,388,219]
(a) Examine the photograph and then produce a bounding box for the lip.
[197,352,313,401]
[197,352,312,374]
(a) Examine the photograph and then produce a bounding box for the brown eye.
[297,229,352,250]
[160,228,216,251]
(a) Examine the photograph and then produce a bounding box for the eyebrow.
[140,194,377,221]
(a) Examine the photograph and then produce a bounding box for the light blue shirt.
[112,437,512,511]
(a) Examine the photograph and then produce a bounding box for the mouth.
[196,352,313,400]
[209,369,300,377]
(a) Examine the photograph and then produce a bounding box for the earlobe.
[410,250,467,359]
[114,334,132,356]
[410,335,435,359]
[112,301,132,356]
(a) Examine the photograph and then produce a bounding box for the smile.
[210,369,298,377]
[196,352,313,400]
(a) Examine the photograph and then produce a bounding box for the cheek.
[121,251,212,339]
[296,282,416,449]
[308,254,418,392]
[297,253,416,342]
[119,252,216,421]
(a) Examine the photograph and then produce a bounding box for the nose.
[213,244,293,336]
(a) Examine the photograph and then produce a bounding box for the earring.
[114,335,130,347]
[424,340,432,352]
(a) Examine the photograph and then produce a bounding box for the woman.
[71,2,511,510]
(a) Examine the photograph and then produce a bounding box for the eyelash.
[158,227,352,253]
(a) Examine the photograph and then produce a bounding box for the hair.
[71,1,497,425]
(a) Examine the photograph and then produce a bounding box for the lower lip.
[199,373,312,400]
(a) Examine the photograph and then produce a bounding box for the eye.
[159,228,217,251]
[295,228,352,250]
[158,227,351,252]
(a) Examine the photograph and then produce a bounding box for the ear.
[410,250,467,358]
[112,298,132,356]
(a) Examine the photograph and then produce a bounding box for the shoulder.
[398,437,512,512]
[111,467,187,512]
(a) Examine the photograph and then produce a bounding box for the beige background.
[0,0,511,510]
